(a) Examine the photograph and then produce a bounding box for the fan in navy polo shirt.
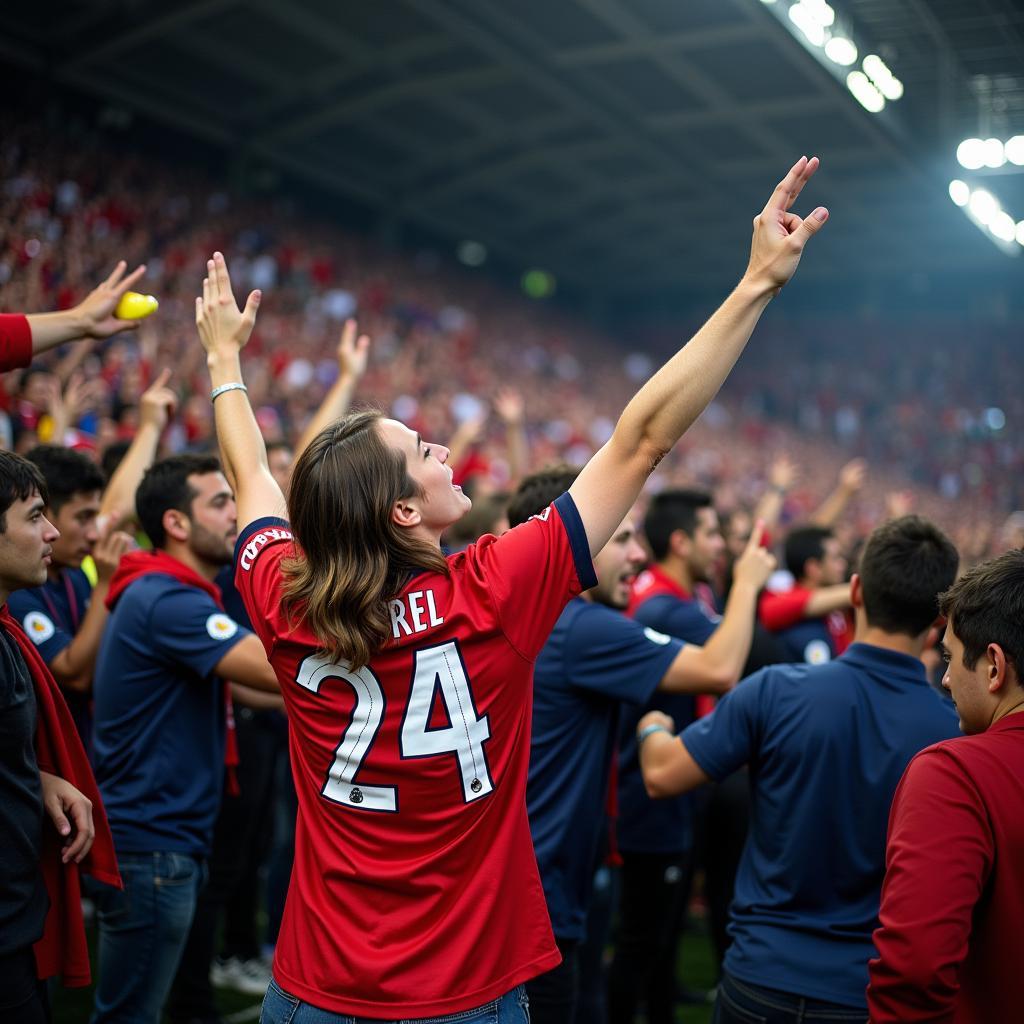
[637,516,962,1022]
[506,471,774,1024]
[612,489,774,1024]
[89,454,280,1024]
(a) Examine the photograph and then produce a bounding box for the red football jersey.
[235,494,596,1018]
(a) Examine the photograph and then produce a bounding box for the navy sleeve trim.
[553,492,597,592]
[234,516,291,565]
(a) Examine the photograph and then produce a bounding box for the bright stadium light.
[846,71,885,113]
[968,189,999,226]
[805,0,836,27]
[1017,221,1024,246]
[824,37,858,66]
[990,211,1017,242]
[983,138,1007,168]
[948,180,970,207]
[879,77,903,101]
[957,139,987,170]
[1005,136,1024,166]
[788,3,826,47]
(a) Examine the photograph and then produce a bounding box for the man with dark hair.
[637,515,961,1024]
[610,487,779,1023]
[0,450,120,1023]
[9,373,176,754]
[868,549,1024,1023]
[509,469,775,1024]
[758,524,853,664]
[90,454,281,1024]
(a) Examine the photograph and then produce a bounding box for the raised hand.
[839,457,868,494]
[769,454,799,492]
[75,260,148,339]
[196,252,261,356]
[494,387,525,426]
[733,520,777,591]
[138,368,177,432]
[337,318,371,380]
[744,156,828,296]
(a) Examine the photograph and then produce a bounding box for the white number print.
[401,641,493,803]
[294,640,493,812]
[296,654,397,812]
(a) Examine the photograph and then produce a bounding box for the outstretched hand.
[744,156,828,296]
[337,318,371,380]
[196,252,261,357]
[75,261,148,339]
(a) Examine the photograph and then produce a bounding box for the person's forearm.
[48,586,110,691]
[505,419,529,485]
[294,374,356,461]
[25,309,91,356]
[100,422,162,526]
[810,485,853,528]
[805,583,851,618]
[752,488,784,532]
[207,350,269,494]
[612,280,772,465]
[696,580,760,686]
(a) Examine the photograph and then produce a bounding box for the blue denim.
[90,851,205,1024]
[261,978,531,1024]
[713,973,867,1024]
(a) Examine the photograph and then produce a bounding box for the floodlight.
[991,211,1017,242]
[968,189,999,225]
[948,180,970,207]
[824,37,857,66]
[957,139,987,170]
[982,138,1007,168]
[846,71,885,113]
[1005,136,1024,166]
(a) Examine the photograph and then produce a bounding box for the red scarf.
[105,550,240,795]
[0,606,121,986]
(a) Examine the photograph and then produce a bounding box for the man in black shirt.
[0,451,97,1023]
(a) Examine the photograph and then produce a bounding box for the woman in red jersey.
[196,157,827,1024]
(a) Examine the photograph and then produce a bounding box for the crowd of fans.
[2,110,1023,1024]
[1,112,1018,559]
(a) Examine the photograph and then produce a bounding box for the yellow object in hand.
[114,291,159,320]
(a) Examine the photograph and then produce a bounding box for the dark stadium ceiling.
[2,0,1023,304]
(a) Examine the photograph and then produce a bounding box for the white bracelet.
[210,382,248,402]
[637,723,671,744]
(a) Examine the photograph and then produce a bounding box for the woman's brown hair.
[281,410,449,669]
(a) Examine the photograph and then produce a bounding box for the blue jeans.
[713,973,867,1024]
[91,851,205,1023]
[261,978,531,1024]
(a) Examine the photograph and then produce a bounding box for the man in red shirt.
[868,550,1024,1023]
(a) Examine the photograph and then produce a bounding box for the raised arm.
[196,253,286,530]
[569,157,828,556]
[293,318,370,461]
[27,261,148,356]
[810,457,866,527]
[99,368,177,529]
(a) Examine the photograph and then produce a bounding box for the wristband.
[637,723,671,744]
[210,382,248,402]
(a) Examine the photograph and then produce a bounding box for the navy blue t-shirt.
[681,643,960,1008]
[9,568,94,752]
[529,597,682,940]
[618,593,717,853]
[775,616,836,665]
[92,573,249,856]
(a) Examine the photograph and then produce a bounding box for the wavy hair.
[280,410,449,669]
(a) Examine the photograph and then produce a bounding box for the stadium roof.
[3,0,1023,308]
